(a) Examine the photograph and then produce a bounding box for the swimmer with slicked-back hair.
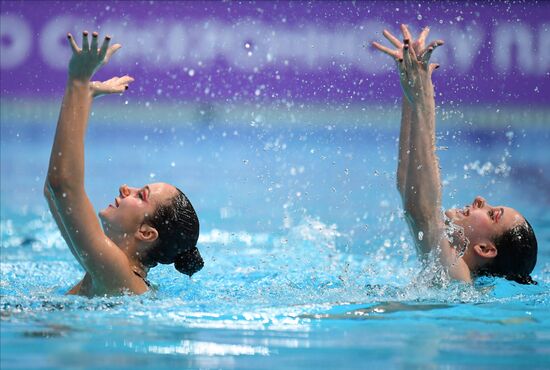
[44,31,203,296]
[372,25,538,285]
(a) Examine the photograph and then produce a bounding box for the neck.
[104,227,150,277]
[130,259,149,278]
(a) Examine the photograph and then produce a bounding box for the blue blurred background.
[1,2,550,369]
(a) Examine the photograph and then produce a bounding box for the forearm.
[406,96,440,210]
[403,84,443,251]
[46,79,93,192]
[397,95,412,196]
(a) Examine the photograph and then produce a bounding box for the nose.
[119,184,130,197]
[473,196,486,208]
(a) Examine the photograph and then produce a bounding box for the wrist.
[67,77,91,86]
[66,79,94,98]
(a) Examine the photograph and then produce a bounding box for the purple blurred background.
[1,0,549,106]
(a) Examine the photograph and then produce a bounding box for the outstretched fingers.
[420,39,444,65]
[98,35,111,59]
[103,43,122,64]
[112,75,135,92]
[383,29,402,48]
[90,32,99,54]
[402,39,414,69]
[117,75,135,86]
[67,33,80,53]
[400,24,413,43]
[103,76,119,84]
[372,41,399,59]
[417,26,430,48]
[81,31,90,52]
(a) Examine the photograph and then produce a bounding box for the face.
[98,182,178,236]
[445,196,524,247]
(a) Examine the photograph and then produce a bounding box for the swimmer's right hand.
[372,24,444,104]
[67,31,122,81]
[372,25,443,70]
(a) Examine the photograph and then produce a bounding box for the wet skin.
[99,182,177,238]
[445,196,524,246]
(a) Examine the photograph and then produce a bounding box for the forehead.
[501,206,524,228]
[148,182,178,204]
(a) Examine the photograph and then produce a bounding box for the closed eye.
[497,207,504,222]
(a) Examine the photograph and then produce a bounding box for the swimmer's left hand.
[67,31,122,81]
[90,75,135,98]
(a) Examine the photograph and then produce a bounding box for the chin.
[98,208,107,219]
[98,207,113,224]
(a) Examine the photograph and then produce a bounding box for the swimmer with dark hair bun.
[372,25,537,285]
[44,31,203,296]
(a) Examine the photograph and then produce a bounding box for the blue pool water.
[1,107,549,369]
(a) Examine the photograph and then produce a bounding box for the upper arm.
[45,181,137,291]
[44,184,80,262]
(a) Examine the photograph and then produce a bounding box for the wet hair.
[145,187,203,277]
[478,219,538,285]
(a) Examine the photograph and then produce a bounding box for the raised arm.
[373,26,436,201]
[373,25,471,282]
[44,31,140,293]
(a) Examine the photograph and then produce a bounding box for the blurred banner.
[1,1,549,105]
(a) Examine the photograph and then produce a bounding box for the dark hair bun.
[174,246,204,277]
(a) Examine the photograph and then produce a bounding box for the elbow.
[396,178,405,199]
[396,177,401,193]
[396,167,407,199]
[43,182,51,199]
[44,176,77,198]
[403,200,428,220]
[43,178,63,201]
[44,176,62,196]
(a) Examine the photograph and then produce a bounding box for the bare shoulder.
[438,238,472,283]
[67,270,149,296]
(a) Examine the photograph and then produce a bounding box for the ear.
[135,224,159,243]
[473,242,497,259]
